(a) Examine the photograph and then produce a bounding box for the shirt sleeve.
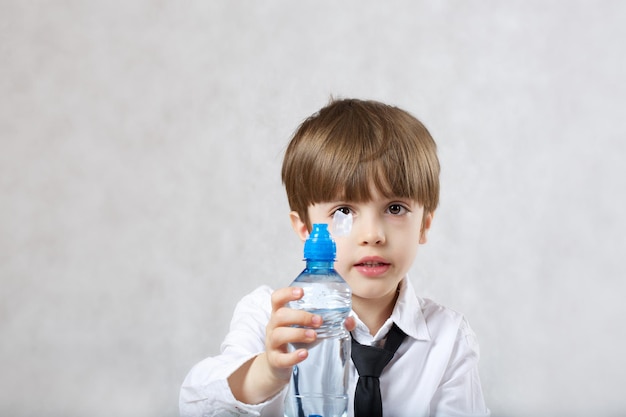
[179,286,286,417]
[430,316,491,417]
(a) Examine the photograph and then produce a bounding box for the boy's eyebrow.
[319,196,419,205]
[313,200,349,206]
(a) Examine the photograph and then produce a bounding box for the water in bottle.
[284,223,352,417]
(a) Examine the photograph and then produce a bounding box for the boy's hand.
[264,287,321,382]
[228,287,355,405]
[264,287,357,382]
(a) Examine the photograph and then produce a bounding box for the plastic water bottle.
[284,223,352,417]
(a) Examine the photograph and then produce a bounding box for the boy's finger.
[270,287,303,312]
[268,349,309,369]
[269,327,317,350]
[344,316,356,332]
[271,307,322,329]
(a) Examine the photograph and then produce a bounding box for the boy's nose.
[358,216,386,245]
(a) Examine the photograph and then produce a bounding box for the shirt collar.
[390,276,431,341]
[352,276,431,343]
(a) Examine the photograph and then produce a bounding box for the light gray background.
[1,1,625,416]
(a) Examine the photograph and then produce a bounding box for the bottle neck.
[305,260,335,269]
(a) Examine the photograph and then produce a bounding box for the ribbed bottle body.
[285,264,351,417]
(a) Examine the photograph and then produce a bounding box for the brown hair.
[281,98,440,230]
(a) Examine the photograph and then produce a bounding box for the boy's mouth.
[354,257,391,277]
[355,256,389,266]
[356,261,389,267]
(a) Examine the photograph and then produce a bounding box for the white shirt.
[180,278,490,417]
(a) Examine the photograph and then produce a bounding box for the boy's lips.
[353,256,391,277]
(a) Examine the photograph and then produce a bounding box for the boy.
[180,98,489,416]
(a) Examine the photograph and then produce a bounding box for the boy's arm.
[430,317,490,416]
[179,286,272,417]
[179,286,323,416]
[227,286,321,404]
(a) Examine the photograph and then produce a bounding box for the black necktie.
[351,323,407,417]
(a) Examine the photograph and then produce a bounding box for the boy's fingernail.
[311,315,322,325]
[305,330,315,338]
[292,288,302,297]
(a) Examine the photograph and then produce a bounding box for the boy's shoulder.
[417,296,474,333]
[400,279,467,331]
[418,296,464,322]
[415,296,479,351]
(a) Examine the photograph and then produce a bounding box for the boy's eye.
[388,204,406,215]
[334,207,352,215]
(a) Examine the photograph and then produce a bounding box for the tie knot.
[350,323,407,378]
[350,342,394,377]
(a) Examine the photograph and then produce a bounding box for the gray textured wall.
[1,1,625,416]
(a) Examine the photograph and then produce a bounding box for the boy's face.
[290,186,433,307]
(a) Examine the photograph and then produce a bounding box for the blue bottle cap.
[303,223,336,261]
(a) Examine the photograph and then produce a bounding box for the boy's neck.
[352,288,400,336]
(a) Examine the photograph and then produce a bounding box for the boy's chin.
[350,281,402,300]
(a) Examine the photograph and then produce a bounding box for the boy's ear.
[419,211,434,244]
[289,211,309,242]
